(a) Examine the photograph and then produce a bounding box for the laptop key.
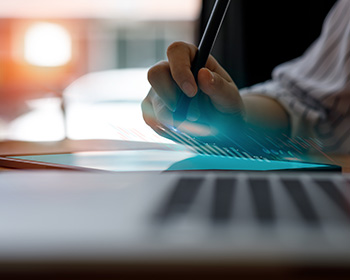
[282,179,319,225]
[248,178,275,225]
[314,179,350,220]
[156,178,203,221]
[211,178,236,223]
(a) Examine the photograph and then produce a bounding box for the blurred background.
[0,0,201,142]
[0,0,336,143]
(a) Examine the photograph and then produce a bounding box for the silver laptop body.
[0,170,349,277]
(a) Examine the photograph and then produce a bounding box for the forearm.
[242,94,291,136]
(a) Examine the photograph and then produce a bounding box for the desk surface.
[0,139,349,173]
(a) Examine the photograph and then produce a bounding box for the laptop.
[0,165,349,278]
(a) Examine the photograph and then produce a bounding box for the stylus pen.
[174,0,231,125]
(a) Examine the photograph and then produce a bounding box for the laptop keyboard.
[282,179,320,224]
[157,178,203,221]
[249,178,275,224]
[156,173,350,227]
[211,178,236,223]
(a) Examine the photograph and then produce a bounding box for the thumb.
[198,68,243,115]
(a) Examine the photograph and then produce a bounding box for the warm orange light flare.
[24,22,72,67]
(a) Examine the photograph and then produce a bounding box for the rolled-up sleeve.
[240,0,350,154]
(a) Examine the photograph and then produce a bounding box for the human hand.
[141,41,245,143]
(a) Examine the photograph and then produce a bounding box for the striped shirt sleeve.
[240,0,350,154]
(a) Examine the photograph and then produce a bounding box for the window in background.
[1,0,201,72]
[0,0,201,142]
[84,2,200,72]
[113,21,196,69]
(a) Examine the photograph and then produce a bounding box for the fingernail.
[207,69,215,84]
[182,81,196,97]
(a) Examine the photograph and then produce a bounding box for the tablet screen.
[9,149,340,172]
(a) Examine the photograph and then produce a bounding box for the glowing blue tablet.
[8,149,340,172]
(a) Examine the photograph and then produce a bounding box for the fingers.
[142,89,180,140]
[145,41,245,142]
[141,89,169,137]
[198,68,244,115]
[147,61,178,112]
[141,91,161,133]
[204,56,233,83]
[148,42,234,113]
[147,42,200,111]
[167,42,198,97]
